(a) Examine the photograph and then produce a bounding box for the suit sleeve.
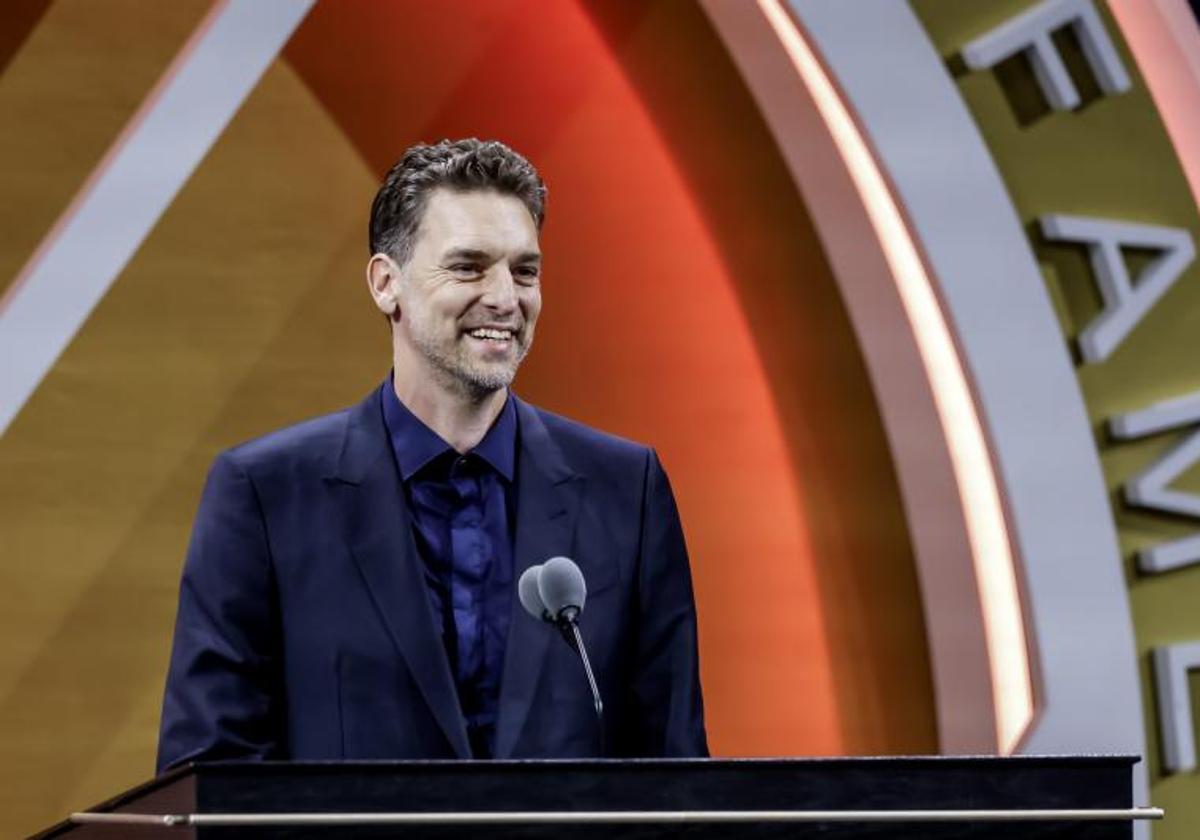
[156,451,284,773]
[629,448,709,757]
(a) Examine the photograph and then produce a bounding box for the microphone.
[520,558,604,727]
[537,556,587,624]
[518,564,551,623]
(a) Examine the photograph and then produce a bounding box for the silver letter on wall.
[1040,215,1195,363]
[1110,390,1200,573]
[961,0,1130,110]
[1153,641,1200,773]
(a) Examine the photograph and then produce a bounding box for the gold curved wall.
[913,1,1200,835]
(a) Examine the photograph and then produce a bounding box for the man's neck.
[391,366,507,454]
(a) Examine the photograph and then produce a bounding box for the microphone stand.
[555,606,605,750]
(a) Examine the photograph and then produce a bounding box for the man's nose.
[481,265,518,311]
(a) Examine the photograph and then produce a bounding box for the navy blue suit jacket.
[157,389,707,771]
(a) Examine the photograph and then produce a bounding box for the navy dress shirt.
[380,380,517,758]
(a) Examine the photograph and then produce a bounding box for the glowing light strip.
[757,0,1033,753]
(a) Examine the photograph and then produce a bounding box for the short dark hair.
[369,138,547,265]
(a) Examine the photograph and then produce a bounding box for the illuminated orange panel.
[286,0,935,756]
[285,0,835,756]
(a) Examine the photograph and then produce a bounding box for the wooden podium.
[35,756,1155,838]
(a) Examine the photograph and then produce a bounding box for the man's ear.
[367,253,401,319]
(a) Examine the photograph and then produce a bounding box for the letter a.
[1040,215,1195,363]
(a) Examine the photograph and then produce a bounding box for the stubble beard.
[408,319,534,401]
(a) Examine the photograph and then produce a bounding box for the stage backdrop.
[1,1,1198,838]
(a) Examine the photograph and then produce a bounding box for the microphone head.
[538,556,587,618]
[518,565,549,621]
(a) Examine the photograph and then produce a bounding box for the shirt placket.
[448,460,489,711]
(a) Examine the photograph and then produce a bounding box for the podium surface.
[38,755,1145,838]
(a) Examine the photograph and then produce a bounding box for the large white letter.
[1040,215,1195,363]
[1154,640,1200,773]
[961,0,1130,110]
[1110,390,1200,573]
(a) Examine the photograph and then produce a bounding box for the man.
[157,139,707,771]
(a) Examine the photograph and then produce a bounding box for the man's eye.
[450,263,481,274]
[514,266,540,283]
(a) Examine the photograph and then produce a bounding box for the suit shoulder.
[529,404,652,468]
[220,407,352,478]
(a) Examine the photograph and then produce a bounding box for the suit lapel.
[326,390,470,759]
[494,398,584,758]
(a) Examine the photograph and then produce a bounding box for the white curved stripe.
[777,3,1147,831]
[755,0,1032,754]
[0,0,315,436]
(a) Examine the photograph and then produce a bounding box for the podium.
[36,756,1153,838]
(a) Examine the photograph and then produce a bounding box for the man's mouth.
[465,327,516,345]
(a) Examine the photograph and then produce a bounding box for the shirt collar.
[379,376,517,482]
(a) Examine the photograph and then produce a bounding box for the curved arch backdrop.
[1,1,1197,837]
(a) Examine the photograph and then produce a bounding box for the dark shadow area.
[0,0,51,77]
[992,52,1054,127]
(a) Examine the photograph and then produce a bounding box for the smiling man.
[156,139,707,771]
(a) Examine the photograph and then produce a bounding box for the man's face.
[387,188,542,398]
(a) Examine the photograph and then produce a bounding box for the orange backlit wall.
[285,0,935,757]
